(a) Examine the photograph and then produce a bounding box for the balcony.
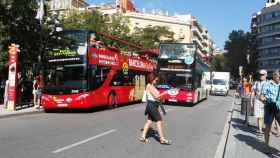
[192,27,203,41]
[257,41,280,49]
[258,16,280,27]
[202,40,208,46]
[202,32,208,39]
[258,55,280,60]
[258,28,280,38]
[193,37,203,50]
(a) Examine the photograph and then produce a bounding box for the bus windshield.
[44,64,87,94]
[63,30,88,46]
[213,79,226,85]
[158,72,193,90]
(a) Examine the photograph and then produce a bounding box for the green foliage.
[224,30,257,79]
[0,0,67,79]
[61,10,108,32]
[0,0,41,79]
[132,26,174,48]
[210,54,228,71]
[61,10,175,50]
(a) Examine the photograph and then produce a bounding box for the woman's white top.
[146,84,159,101]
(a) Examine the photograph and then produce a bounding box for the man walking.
[261,70,280,153]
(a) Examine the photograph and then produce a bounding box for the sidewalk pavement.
[224,99,280,158]
[0,104,43,119]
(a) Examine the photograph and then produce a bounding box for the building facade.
[253,2,280,76]
[89,4,215,59]
[48,0,89,13]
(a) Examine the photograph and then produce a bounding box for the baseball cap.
[259,69,267,75]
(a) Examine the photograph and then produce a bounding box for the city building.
[252,1,280,76]
[88,1,215,59]
[48,0,89,14]
[266,0,280,7]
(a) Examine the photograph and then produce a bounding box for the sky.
[87,0,265,49]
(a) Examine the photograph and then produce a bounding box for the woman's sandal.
[160,138,172,145]
[139,137,150,143]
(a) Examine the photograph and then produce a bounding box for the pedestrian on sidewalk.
[37,74,43,108]
[242,77,252,126]
[33,76,39,109]
[260,69,280,153]
[33,74,43,109]
[139,72,171,145]
[251,69,267,134]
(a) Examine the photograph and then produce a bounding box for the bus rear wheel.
[108,94,117,109]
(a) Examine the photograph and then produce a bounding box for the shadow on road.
[234,134,280,157]
[44,102,140,114]
[231,119,258,134]
[140,128,161,143]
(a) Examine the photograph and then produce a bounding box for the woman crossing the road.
[139,73,171,145]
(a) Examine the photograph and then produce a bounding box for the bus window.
[88,65,110,90]
[110,70,136,86]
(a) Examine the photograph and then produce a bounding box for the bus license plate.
[169,99,177,102]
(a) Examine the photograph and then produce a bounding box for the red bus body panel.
[158,89,195,103]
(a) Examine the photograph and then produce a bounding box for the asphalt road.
[0,95,233,158]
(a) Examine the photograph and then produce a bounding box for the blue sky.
[87,0,265,49]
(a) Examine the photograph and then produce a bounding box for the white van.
[211,72,230,96]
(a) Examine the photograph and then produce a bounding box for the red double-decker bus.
[157,43,209,105]
[41,30,158,110]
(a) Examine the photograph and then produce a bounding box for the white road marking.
[52,129,117,154]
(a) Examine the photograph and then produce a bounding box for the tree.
[0,0,69,79]
[224,30,257,79]
[61,10,108,32]
[132,26,174,48]
[0,0,42,79]
[210,54,229,71]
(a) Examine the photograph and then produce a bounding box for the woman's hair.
[147,72,158,84]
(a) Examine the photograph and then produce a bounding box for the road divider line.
[52,129,117,154]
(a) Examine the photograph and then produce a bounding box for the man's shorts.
[264,102,280,126]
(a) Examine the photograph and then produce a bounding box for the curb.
[0,110,43,119]
[214,95,236,158]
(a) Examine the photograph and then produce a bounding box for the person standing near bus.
[37,74,43,108]
[260,70,280,153]
[33,76,39,109]
[139,73,171,145]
